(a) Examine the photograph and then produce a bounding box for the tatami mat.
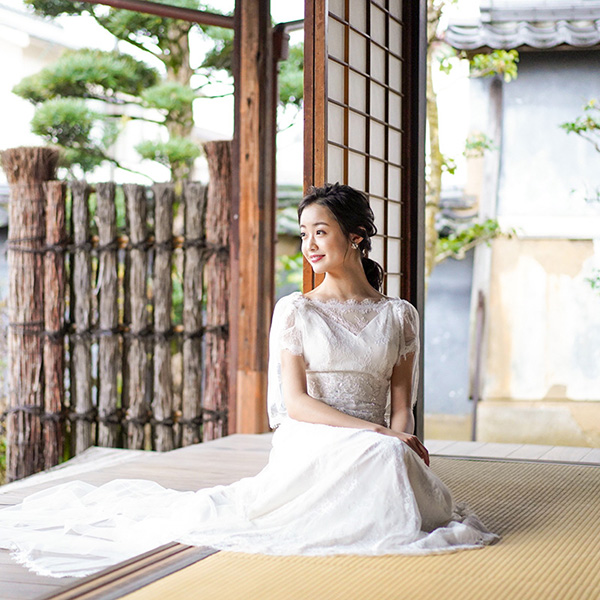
[119,457,600,600]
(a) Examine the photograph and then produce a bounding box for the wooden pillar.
[401,0,427,440]
[231,0,275,434]
[303,0,327,293]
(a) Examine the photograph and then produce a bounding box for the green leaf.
[13,49,159,105]
[135,137,201,169]
[31,98,95,145]
[470,50,519,82]
[141,82,198,114]
[279,43,304,108]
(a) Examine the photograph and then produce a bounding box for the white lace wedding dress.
[0,292,498,578]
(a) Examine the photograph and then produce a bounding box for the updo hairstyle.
[298,183,384,291]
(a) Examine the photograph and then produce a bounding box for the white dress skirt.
[0,293,498,578]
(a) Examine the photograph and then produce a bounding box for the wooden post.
[303,0,328,293]
[232,0,275,434]
[43,180,66,469]
[152,183,174,451]
[181,182,207,446]
[123,184,149,450]
[96,182,120,447]
[203,141,232,440]
[1,146,58,481]
[70,181,94,455]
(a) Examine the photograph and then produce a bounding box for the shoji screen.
[304,0,425,301]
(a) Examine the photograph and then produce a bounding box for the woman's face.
[299,203,354,275]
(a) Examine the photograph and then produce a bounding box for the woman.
[0,183,498,578]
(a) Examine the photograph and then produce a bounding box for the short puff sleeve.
[267,293,304,428]
[396,300,420,364]
[394,300,420,409]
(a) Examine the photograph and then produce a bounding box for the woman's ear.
[350,234,364,245]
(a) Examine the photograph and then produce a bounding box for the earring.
[351,242,359,250]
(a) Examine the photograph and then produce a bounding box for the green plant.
[436,219,508,262]
[16,1,304,180]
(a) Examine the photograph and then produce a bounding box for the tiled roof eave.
[445,19,600,51]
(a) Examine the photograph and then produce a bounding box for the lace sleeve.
[279,298,303,356]
[394,300,420,409]
[267,293,303,428]
[396,300,420,363]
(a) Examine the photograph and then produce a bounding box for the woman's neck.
[307,271,383,302]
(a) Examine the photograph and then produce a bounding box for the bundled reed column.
[152,183,174,451]
[181,183,207,446]
[123,184,150,449]
[43,180,66,468]
[70,181,94,454]
[1,146,58,481]
[203,141,232,440]
[96,183,120,447]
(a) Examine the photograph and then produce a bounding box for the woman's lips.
[309,255,324,263]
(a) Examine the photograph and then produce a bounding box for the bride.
[0,183,498,578]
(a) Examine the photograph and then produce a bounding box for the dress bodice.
[267,292,420,428]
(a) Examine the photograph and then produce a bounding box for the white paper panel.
[328,102,345,145]
[389,20,402,55]
[349,71,367,113]
[349,30,367,73]
[386,274,400,297]
[389,91,402,129]
[388,165,401,201]
[389,129,401,165]
[388,201,401,237]
[328,143,344,182]
[349,111,366,152]
[348,152,366,189]
[328,59,345,103]
[387,237,401,273]
[348,0,367,31]
[389,55,402,91]
[328,18,345,61]
[371,44,386,83]
[370,120,386,160]
[369,158,385,197]
[370,81,386,121]
[370,4,386,46]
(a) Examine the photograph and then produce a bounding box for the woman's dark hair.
[298,183,384,291]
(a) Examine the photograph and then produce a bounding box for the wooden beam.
[231,0,275,434]
[302,0,327,293]
[79,0,234,28]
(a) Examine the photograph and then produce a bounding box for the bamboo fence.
[0,142,232,482]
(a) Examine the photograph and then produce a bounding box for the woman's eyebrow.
[300,221,330,228]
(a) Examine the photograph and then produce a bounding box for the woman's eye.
[316,230,325,235]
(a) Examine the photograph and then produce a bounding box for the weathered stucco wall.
[479,237,600,445]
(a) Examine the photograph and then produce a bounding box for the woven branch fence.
[0,142,232,482]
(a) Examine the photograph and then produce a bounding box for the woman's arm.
[390,352,416,434]
[281,348,429,465]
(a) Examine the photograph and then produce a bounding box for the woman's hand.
[377,427,430,466]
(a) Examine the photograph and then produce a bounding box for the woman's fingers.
[404,435,430,466]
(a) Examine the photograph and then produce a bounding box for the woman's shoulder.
[385,297,419,321]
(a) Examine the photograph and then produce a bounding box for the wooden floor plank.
[579,448,600,465]
[537,445,593,463]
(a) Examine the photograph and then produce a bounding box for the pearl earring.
[351,242,359,250]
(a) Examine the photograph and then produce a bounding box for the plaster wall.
[497,50,600,236]
[479,237,600,445]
